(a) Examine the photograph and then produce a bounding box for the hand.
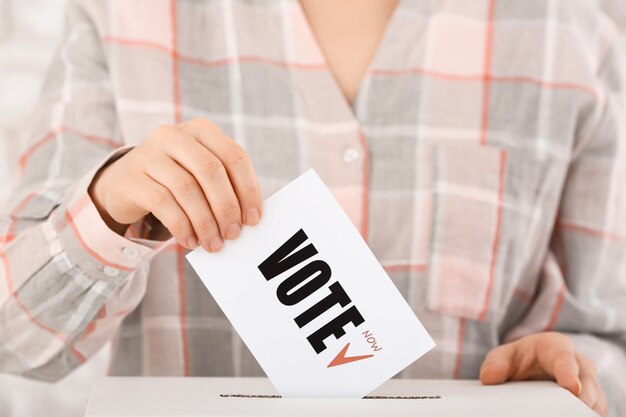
[480,332,607,417]
[89,118,262,252]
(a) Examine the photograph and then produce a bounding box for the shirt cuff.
[48,147,171,281]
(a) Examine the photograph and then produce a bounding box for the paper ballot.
[186,170,435,398]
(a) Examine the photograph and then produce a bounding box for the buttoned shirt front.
[1,1,625,415]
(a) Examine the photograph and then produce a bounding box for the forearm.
[0,154,162,381]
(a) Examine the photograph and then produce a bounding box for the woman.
[0,0,624,416]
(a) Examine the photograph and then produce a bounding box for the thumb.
[480,342,517,385]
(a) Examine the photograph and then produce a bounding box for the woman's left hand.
[480,332,607,417]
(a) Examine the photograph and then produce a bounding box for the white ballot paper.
[186,170,435,399]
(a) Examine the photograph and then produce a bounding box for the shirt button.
[342,147,360,164]
[103,266,120,277]
[122,246,140,260]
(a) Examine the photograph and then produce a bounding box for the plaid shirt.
[1,0,626,414]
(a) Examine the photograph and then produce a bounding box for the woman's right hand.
[89,118,263,253]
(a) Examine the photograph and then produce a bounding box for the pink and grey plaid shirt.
[1,0,626,414]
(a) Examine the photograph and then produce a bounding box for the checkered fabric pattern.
[1,0,625,415]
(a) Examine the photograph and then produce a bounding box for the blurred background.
[0,1,624,416]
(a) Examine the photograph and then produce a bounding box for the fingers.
[480,333,579,391]
[144,156,223,253]
[577,353,607,417]
[537,335,581,396]
[129,175,196,249]
[579,369,599,413]
[596,389,609,417]
[480,334,608,417]
[122,120,261,251]
[161,128,244,241]
[550,349,581,396]
[480,342,516,385]
[179,118,263,226]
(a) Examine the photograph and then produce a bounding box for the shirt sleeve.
[505,27,626,417]
[0,0,165,381]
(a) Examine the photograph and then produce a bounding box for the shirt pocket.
[426,144,554,322]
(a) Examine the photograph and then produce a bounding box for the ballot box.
[84,377,596,417]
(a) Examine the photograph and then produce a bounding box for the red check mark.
[327,343,374,368]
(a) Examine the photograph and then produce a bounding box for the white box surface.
[84,377,597,417]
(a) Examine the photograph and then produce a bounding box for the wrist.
[89,168,129,236]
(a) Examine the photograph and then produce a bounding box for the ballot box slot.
[219,394,443,400]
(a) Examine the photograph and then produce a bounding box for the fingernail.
[187,236,198,249]
[209,237,223,252]
[225,223,241,240]
[576,380,583,396]
[245,208,260,226]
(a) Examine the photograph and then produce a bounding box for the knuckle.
[197,216,219,235]
[225,146,250,167]
[191,117,220,133]
[199,157,225,177]
[151,125,185,150]
[150,188,171,207]
[169,216,191,236]
[553,332,574,347]
[241,182,260,198]
[215,198,241,219]
[194,117,213,127]
[554,349,574,362]
[173,175,197,194]
[153,124,176,139]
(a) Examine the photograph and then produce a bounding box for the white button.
[122,246,140,259]
[342,148,360,164]
[103,266,120,277]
